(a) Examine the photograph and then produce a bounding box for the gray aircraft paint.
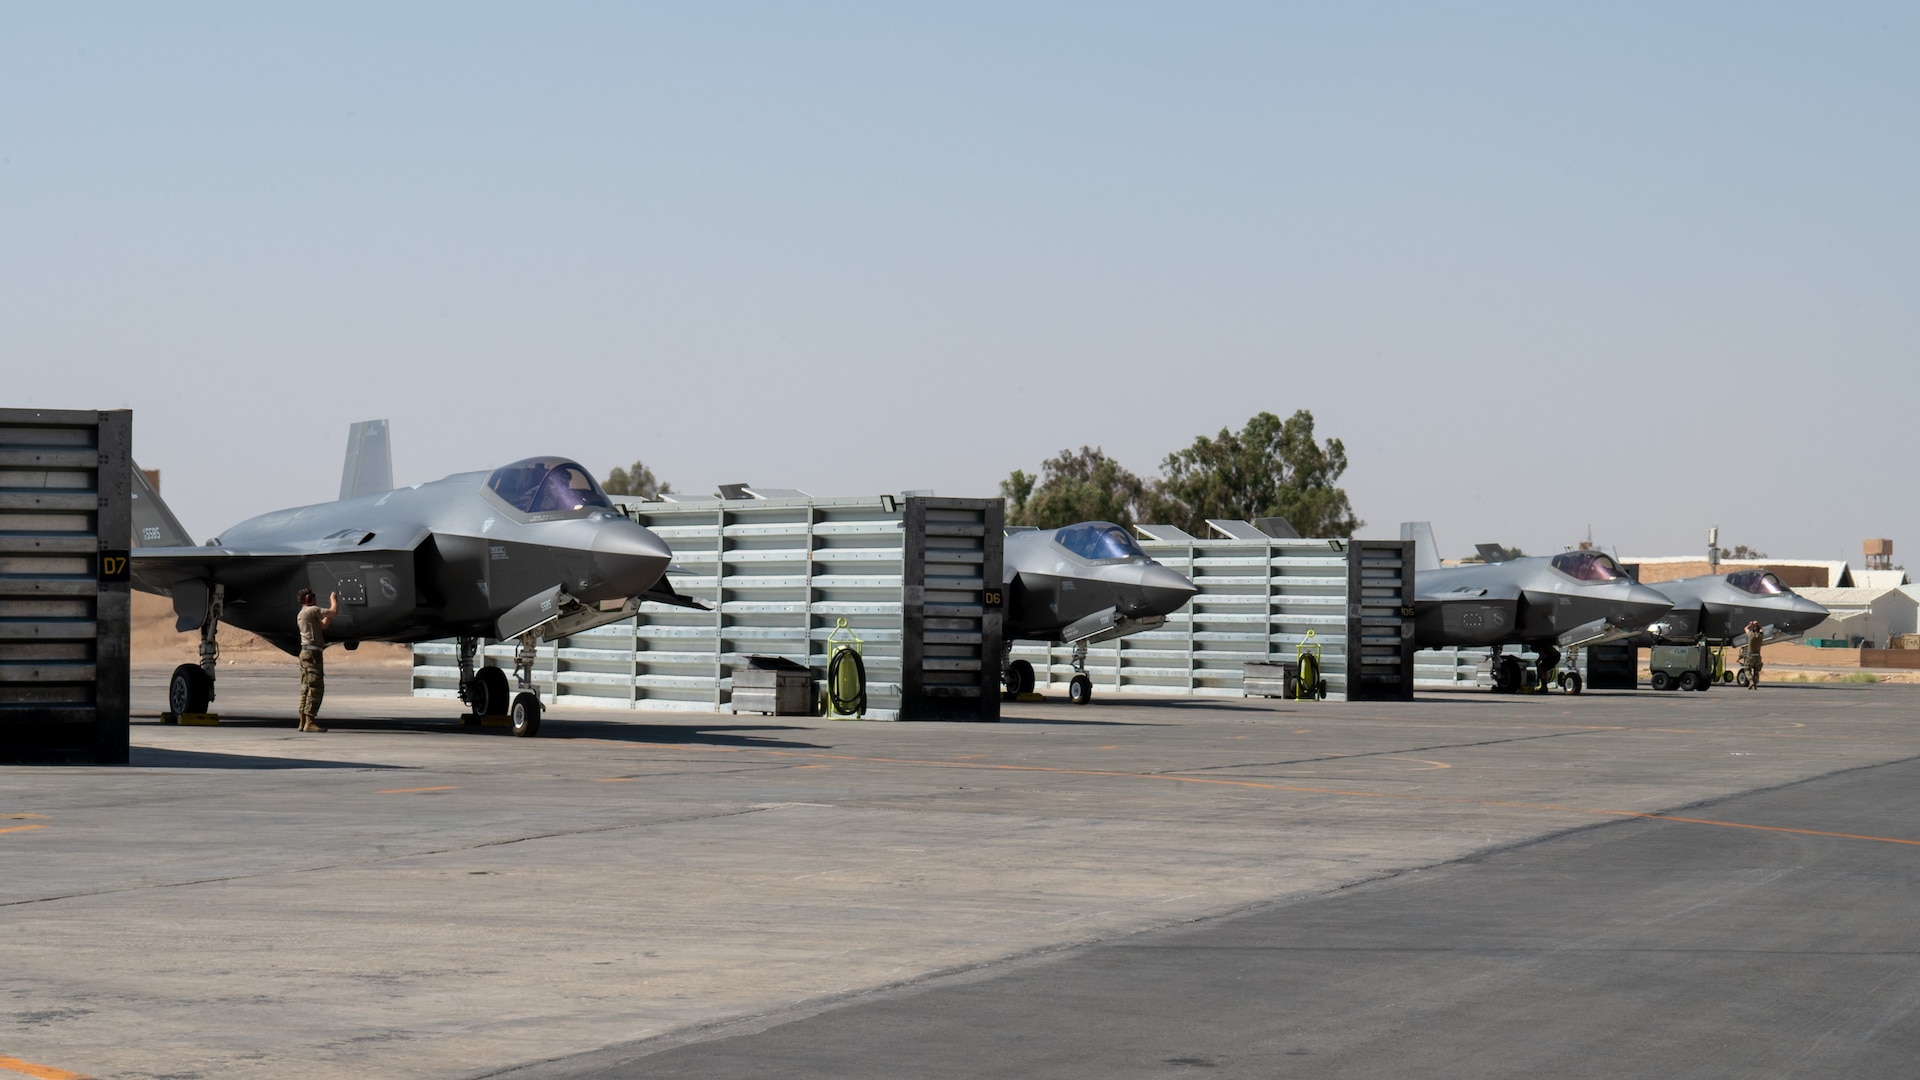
[1002,523,1197,646]
[1635,572,1828,647]
[131,430,673,657]
[1400,522,1673,671]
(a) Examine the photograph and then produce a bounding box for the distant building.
[1795,587,1920,649]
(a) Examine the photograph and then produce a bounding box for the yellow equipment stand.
[821,618,868,719]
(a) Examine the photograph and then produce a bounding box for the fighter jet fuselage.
[999,522,1198,704]
[141,465,671,653]
[1004,523,1198,645]
[131,444,675,731]
[1414,551,1673,652]
[1637,571,1828,646]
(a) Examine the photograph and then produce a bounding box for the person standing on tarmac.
[1742,619,1765,688]
[296,588,340,732]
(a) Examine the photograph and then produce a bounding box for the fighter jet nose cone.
[1790,595,1830,632]
[592,521,673,597]
[1130,564,1199,618]
[1625,584,1675,627]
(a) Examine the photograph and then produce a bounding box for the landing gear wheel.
[509,691,542,737]
[1563,671,1583,695]
[1068,674,1093,705]
[1007,659,1035,696]
[1736,670,1753,688]
[1650,672,1672,691]
[1492,655,1524,694]
[470,666,510,718]
[168,663,211,717]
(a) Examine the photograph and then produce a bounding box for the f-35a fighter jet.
[1403,524,1672,694]
[1000,522,1197,704]
[1636,569,1828,648]
[131,421,678,736]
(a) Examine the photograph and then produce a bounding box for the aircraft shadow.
[536,719,828,750]
[129,746,399,770]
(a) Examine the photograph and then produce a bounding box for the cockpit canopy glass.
[1727,570,1787,595]
[1054,521,1147,562]
[487,458,613,515]
[1550,551,1630,582]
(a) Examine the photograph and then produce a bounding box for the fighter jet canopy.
[487,458,614,515]
[1053,521,1149,563]
[1549,551,1632,582]
[1726,570,1788,595]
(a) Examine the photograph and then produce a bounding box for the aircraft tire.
[168,663,211,717]
[1068,674,1093,705]
[1009,659,1035,696]
[509,691,542,738]
[1680,671,1701,692]
[1564,671,1583,695]
[1650,672,1671,691]
[471,666,510,717]
[1491,655,1523,694]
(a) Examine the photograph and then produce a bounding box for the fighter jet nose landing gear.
[456,635,540,735]
[1067,640,1094,705]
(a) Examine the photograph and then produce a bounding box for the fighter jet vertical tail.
[339,418,394,501]
[1400,521,1441,574]
[130,462,194,548]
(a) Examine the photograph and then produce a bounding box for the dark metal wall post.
[899,497,1001,721]
[0,408,131,764]
[1345,539,1416,702]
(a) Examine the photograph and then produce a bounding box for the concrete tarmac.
[529,755,1920,1079]
[3,665,1918,1079]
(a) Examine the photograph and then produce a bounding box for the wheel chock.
[178,713,220,725]
[480,714,511,727]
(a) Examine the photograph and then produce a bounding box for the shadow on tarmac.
[129,746,400,770]
[535,719,828,750]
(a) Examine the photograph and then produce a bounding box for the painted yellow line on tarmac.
[0,1054,91,1079]
[2,814,45,820]
[0,825,46,835]
[373,785,458,795]
[1601,812,1920,847]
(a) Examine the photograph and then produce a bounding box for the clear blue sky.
[5,4,1915,563]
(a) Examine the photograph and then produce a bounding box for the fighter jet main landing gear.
[166,585,224,720]
[999,644,1036,699]
[1489,644,1584,695]
[1489,649,1527,694]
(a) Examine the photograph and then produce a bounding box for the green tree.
[1145,410,1361,537]
[1729,544,1767,560]
[1000,446,1147,529]
[602,460,673,500]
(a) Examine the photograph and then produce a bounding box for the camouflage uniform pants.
[299,649,325,720]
